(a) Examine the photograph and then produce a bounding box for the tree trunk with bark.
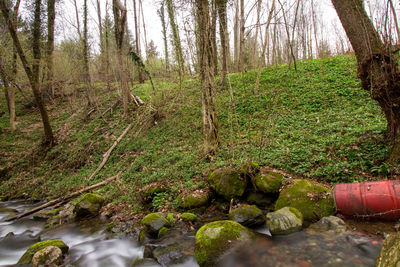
[83,0,93,105]
[332,0,400,162]
[46,0,55,100]
[166,0,185,79]
[216,0,228,86]
[113,0,130,116]
[0,55,15,131]
[133,0,144,83]
[210,0,218,76]
[195,0,219,156]
[158,2,169,71]
[237,0,244,72]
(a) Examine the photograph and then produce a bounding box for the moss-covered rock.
[308,216,348,234]
[208,168,247,200]
[142,183,164,197]
[275,179,335,222]
[375,232,400,267]
[228,205,264,227]
[138,229,151,243]
[246,192,275,206]
[18,240,69,264]
[32,246,63,267]
[177,190,211,209]
[0,208,18,213]
[33,209,60,221]
[45,215,61,228]
[73,193,105,218]
[166,213,175,224]
[254,171,283,194]
[157,227,170,239]
[266,207,303,235]
[141,213,169,235]
[182,212,197,222]
[131,258,160,266]
[194,220,256,266]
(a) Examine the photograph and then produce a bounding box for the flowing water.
[0,200,384,267]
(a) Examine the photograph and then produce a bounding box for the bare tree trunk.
[216,0,228,86]
[83,0,93,105]
[254,0,275,94]
[196,0,219,156]
[210,0,218,76]
[96,0,106,79]
[0,55,15,131]
[73,0,82,40]
[332,0,400,163]
[158,2,169,71]
[166,0,185,80]
[237,0,244,72]
[46,0,55,99]
[113,0,130,116]
[233,0,239,68]
[0,0,54,145]
[388,0,400,44]
[133,0,144,83]
[105,0,111,90]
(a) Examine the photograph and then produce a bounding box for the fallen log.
[5,174,120,222]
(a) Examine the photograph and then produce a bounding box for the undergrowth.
[0,55,393,213]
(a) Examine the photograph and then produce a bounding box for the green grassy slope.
[0,55,390,211]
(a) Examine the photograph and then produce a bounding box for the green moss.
[208,168,247,200]
[166,213,175,224]
[45,215,61,228]
[73,193,105,217]
[275,179,335,222]
[177,191,210,209]
[194,220,255,266]
[131,258,159,266]
[375,232,400,266]
[143,184,164,197]
[18,240,69,264]
[288,207,303,220]
[240,162,260,177]
[141,213,169,234]
[138,229,150,243]
[77,193,104,205]
[182,212,197,222]
[158,227,170,238]
[106,222,115,231]
[228,205,264,226]
[254,172,283,194]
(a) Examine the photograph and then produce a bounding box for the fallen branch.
[5,174,120,221]
[88,123,133,180]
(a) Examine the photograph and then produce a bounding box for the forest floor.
[0,55,396,216]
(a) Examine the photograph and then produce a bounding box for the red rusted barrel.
[334,180,400,220]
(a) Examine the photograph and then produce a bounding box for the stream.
[0,200,384,267]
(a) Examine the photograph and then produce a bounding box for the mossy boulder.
[275,179,335,222]
[254,171,283,194]
[266,207,303,235]
[228,205,264,227]
[141,213,170,235]
[308,216,348,234]
[73,193,105,218]
[158,227,170,239]
[166,213,175,224]
[32,246,63,267]
[177,190,211,209]
[138,229,151,243]
[182,212,197,222]
[246,192,275,206]
[194,220,256,266]
[131,258,160,266]
[142,183,164,197]
[45,215,61,228]
[208,168,247,200]
[33,209,60,221]
[375,232,400,267]
[18,240,69,264]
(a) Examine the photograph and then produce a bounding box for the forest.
[1,0,400,266]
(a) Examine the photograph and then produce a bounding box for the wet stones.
[141,213,170,238]
[308,216,348,234]
[73,193,105,218]
[228,205,265,227]
[32,246,63,267]
[194,220,256,267]
[18,240,69,265]
[176,190,211,209]
[266,207,303,235]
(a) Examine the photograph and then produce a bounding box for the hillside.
[0,55,390,213]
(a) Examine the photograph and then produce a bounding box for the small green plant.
[371,163,390,177]
[152,192,168,210]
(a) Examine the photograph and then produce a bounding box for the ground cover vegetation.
[0,54,392,213]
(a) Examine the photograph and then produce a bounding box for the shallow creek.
[0,200,384,267]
